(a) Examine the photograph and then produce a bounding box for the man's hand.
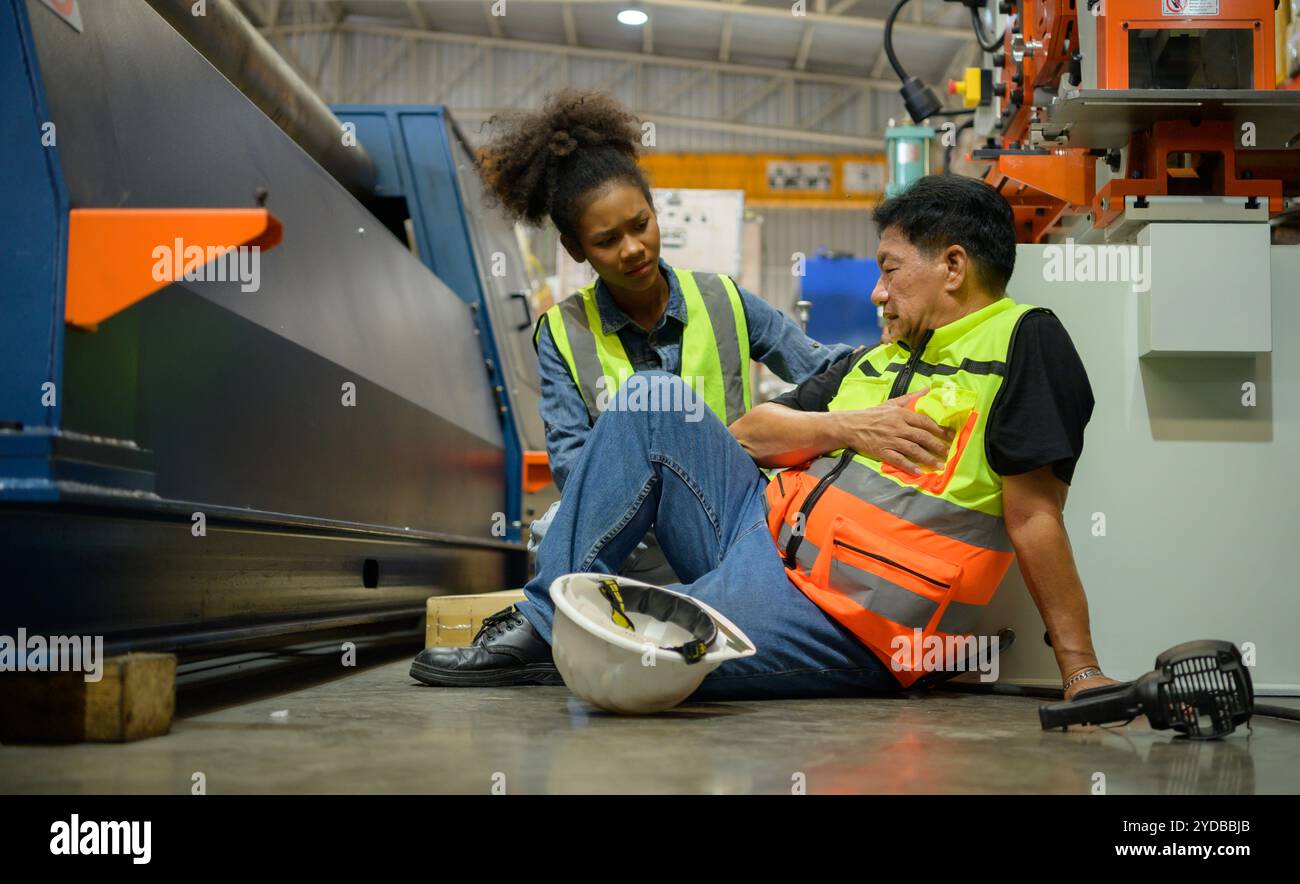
[1064,672,1122,702]
[834,388,953,475]
[732,387,954,469]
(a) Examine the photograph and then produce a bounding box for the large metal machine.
[923,0,1300,243]
[876,0,1299,359]
[0,0,547,660]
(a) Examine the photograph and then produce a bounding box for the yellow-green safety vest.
[823,297,1046,518]
[765,297,1048,686]
[533,267,752,425]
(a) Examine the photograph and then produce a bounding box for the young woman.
[407,90,859,687]
[475,89,851,583]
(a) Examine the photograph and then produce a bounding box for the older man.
[411,175,1116,702]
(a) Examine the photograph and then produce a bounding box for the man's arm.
[1003,467,1118,700]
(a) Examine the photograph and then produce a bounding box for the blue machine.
[800,251,884,349]
[331,105,548,540]
[0,0,541,654]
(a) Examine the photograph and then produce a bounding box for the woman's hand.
[832,388,954,475]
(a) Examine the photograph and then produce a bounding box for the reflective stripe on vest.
[776,518,983,636]
[533,267,751,425]
[765,298,1047,687]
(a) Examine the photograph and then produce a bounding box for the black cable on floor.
[942,681,1300,724]
[1254,704,1300,723]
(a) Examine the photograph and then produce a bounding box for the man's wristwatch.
[1063,667,1104,690]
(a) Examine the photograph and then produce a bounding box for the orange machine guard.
[1095,0,1275,90]
[65,208,283,329]
[522,450,553,494]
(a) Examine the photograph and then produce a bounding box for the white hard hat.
[549,573,757,714]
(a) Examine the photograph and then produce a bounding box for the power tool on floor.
[1039,640,1254,740]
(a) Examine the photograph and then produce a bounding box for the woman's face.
[563,183,662,295]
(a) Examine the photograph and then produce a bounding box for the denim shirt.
[536,257,852,491]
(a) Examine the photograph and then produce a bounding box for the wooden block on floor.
[0,652,177,744]
[425,590,527,648]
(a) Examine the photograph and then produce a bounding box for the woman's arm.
[535,320,593,493]
[737,286,853,382]
[731,402,847,468]
[733,399,951,471]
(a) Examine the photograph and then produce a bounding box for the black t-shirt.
[768,309,1094,484]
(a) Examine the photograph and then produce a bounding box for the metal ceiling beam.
[871,46,890,78]
[404,0,428,29]
[503,53,564,107]
[579,0,970,39]
[604,61,638,93]
[252,17,930,147]
[455,107,884,149]
[725,76,785,122]
[263,21,909,91]
[666,0,971,39]
[290,0,972,41]
[647,67,714,113]
[483,0,503,37]
[798,84,861,129]
[312,0,346,84]
[433,45,485,103]
[793,22,815,72]
[562,2,578,45]
[352,35,413,100]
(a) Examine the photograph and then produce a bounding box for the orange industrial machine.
[941,0,1300,242]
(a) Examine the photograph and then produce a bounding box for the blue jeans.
[518,372,901,701]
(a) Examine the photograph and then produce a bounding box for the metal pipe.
[143,0,377,199]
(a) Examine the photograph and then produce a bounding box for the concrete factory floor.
[1,653,1295,794]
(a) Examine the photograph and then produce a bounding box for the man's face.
[872,226,954,347]
[565,183,662,294]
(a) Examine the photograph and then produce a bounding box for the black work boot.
[409,606,563,687]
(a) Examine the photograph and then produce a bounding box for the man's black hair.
[872,175,1017,292]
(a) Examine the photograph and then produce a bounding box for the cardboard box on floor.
[0,653,176,743]
[425,590,526,648]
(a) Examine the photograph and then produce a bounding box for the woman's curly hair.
[477,89,654,240]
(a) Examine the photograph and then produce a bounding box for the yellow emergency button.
[947,67,982,108]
